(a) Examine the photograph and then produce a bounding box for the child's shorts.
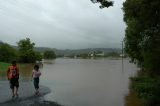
[10,78,19,89]
[34,77,39,89]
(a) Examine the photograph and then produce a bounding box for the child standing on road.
[32,65,41,95]
[7,61,19,98]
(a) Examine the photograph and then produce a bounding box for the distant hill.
[0,41,121,56]
[34,47,54,52]
[34,47,122,56]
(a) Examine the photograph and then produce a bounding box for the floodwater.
[0,58,139,106]
[41,58,138,106]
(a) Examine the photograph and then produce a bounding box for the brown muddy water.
[0,58,140,106]
[41,58,139,106]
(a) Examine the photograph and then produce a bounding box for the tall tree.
[17,38,37,63]
[123,0,160,72]
[43,50,56,59]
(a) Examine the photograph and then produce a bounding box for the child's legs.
[10,78,19,96]
[15,80,19,95]
[11,88,14,96]
[34,78,39,90]
[10,79,15,96]
[15,87,18,95]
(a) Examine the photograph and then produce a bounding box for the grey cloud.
[0,0,125,49]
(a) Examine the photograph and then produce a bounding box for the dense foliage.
[123,0,160,105]
[131,74,160,106]
[123,0,160,72]
[91,0,113,8]
[17,38,42,63]
[43,50,56,59]
[0,43,18,62]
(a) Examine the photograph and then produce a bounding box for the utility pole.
[121,40,124,72]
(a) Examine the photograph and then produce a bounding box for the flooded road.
[40,58,138,106]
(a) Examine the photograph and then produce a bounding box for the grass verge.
[129,71,160,106]
[0,62,10,72]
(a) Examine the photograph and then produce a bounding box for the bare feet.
[15,93,19,97]
[34,91,40,96]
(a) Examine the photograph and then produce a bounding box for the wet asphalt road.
[0,81,62,106]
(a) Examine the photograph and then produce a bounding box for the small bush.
[130,75,160,106]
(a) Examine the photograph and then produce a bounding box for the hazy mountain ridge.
[34,47,122,56]
[0,41,121,56]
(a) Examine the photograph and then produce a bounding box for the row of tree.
[0,38,56,63]
[122,0,160,105]
[123,0,160,72]
[91,0,160,72]
[91,0,160,105]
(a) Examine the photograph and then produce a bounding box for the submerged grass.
[125,89,143,106]
[0,62,38,80]
[0,62,10,72]
[129,71,160,106]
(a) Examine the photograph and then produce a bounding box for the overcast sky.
[0,0,126,49]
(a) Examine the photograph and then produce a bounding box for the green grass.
[130,73,160,106]
[0,62,10,72]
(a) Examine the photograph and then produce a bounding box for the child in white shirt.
[32,65,41,95]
